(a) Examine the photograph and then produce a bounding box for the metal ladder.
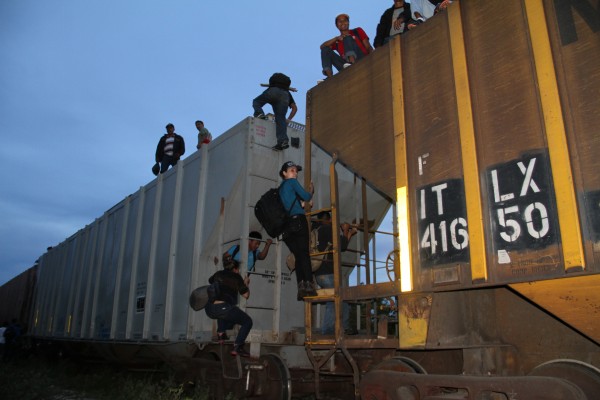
[302,156,363,400]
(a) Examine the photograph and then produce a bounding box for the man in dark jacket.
[155,123,185,173]
[374,0,414,48]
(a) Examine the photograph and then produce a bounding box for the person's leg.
[159,155,170,173]
[225,307,253,347]
[271,89,290,145]
[219,306,252,356]
[315,274,335,334]
[286,219,312,281]
[283,219,314,300]
[342,36,363,63]
[252,89,270,117]
[321,47,346,76]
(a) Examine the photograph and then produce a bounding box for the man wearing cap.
[320,14,373,78]
[155,123,185,173]
[279,161,317,300]
[223,231,273,273]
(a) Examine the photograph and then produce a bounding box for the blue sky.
[0,1,388,285]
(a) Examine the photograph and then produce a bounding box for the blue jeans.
[205,303,253,346]
[321,36,366,76]
[252,87,290,144]
[315,274,350,335]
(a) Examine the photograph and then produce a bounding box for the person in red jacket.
[320,14,373,78]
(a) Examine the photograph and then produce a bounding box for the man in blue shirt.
[224,231,272,272]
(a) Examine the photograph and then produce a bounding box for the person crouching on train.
[279,161,318,300]
[205,257,252,357]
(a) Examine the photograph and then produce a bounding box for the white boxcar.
[30,116,390,370]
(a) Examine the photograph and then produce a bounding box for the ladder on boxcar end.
[302,156,401,400]
[303,156,358,399]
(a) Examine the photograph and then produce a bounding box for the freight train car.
[0,265,37,330]
[25,116,391,398]
[7,0,600,399]
[302,0,600,399]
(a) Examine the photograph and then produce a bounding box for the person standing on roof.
[374,0,414,48]
[252,73,298,151]
[195,120,212,149]
[155,123,185,173]
[223,231,273,272]
[279,161,317,301]
[320,13,373,78]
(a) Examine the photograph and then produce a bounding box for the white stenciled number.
[421,223,438,254]
[523,202,549,238]
[496,203,551,242]
[497,206,521,242]
[450,217,469,250]
[421,218,469,254]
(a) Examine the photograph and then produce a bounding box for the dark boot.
[297,281,307,301]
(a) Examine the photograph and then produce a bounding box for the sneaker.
[343,63,352,69]
[281,140,289,149]
[231,345,250,357]
[272,143,284,151]
[254,113,267,120]
[216,331,229,343]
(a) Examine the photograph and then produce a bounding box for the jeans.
[159,155,178,173]
[205,302,253,346]
[321,35,367,76]
[252,87,290,144]
[315,274,350,335]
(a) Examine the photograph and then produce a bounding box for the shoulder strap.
[231,245,240,259]
[279,180,299,215]
[352,28,369,55]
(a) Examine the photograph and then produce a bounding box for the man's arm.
[241,275,250,299]
[178,135,186,157]
[320,35,344,49]
[287,103,297,122]
[257,239,273,260]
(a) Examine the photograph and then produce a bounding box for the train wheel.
[253,353,292,400]
[361,356,426,400]
[385,250,398,282]
[528,359,600,399]
[373,356,427,374]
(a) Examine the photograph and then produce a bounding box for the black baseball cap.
[280,161,302,174]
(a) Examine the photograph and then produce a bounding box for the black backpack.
[268,73,291,90]
[254,182,297,238]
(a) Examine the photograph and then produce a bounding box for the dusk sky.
[1,1,389,286]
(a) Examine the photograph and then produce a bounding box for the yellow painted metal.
[448,3,487,282]
[399,293,432,348]
[510,275,600,343]
[524,0,585,272]
[388,37,413,293]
